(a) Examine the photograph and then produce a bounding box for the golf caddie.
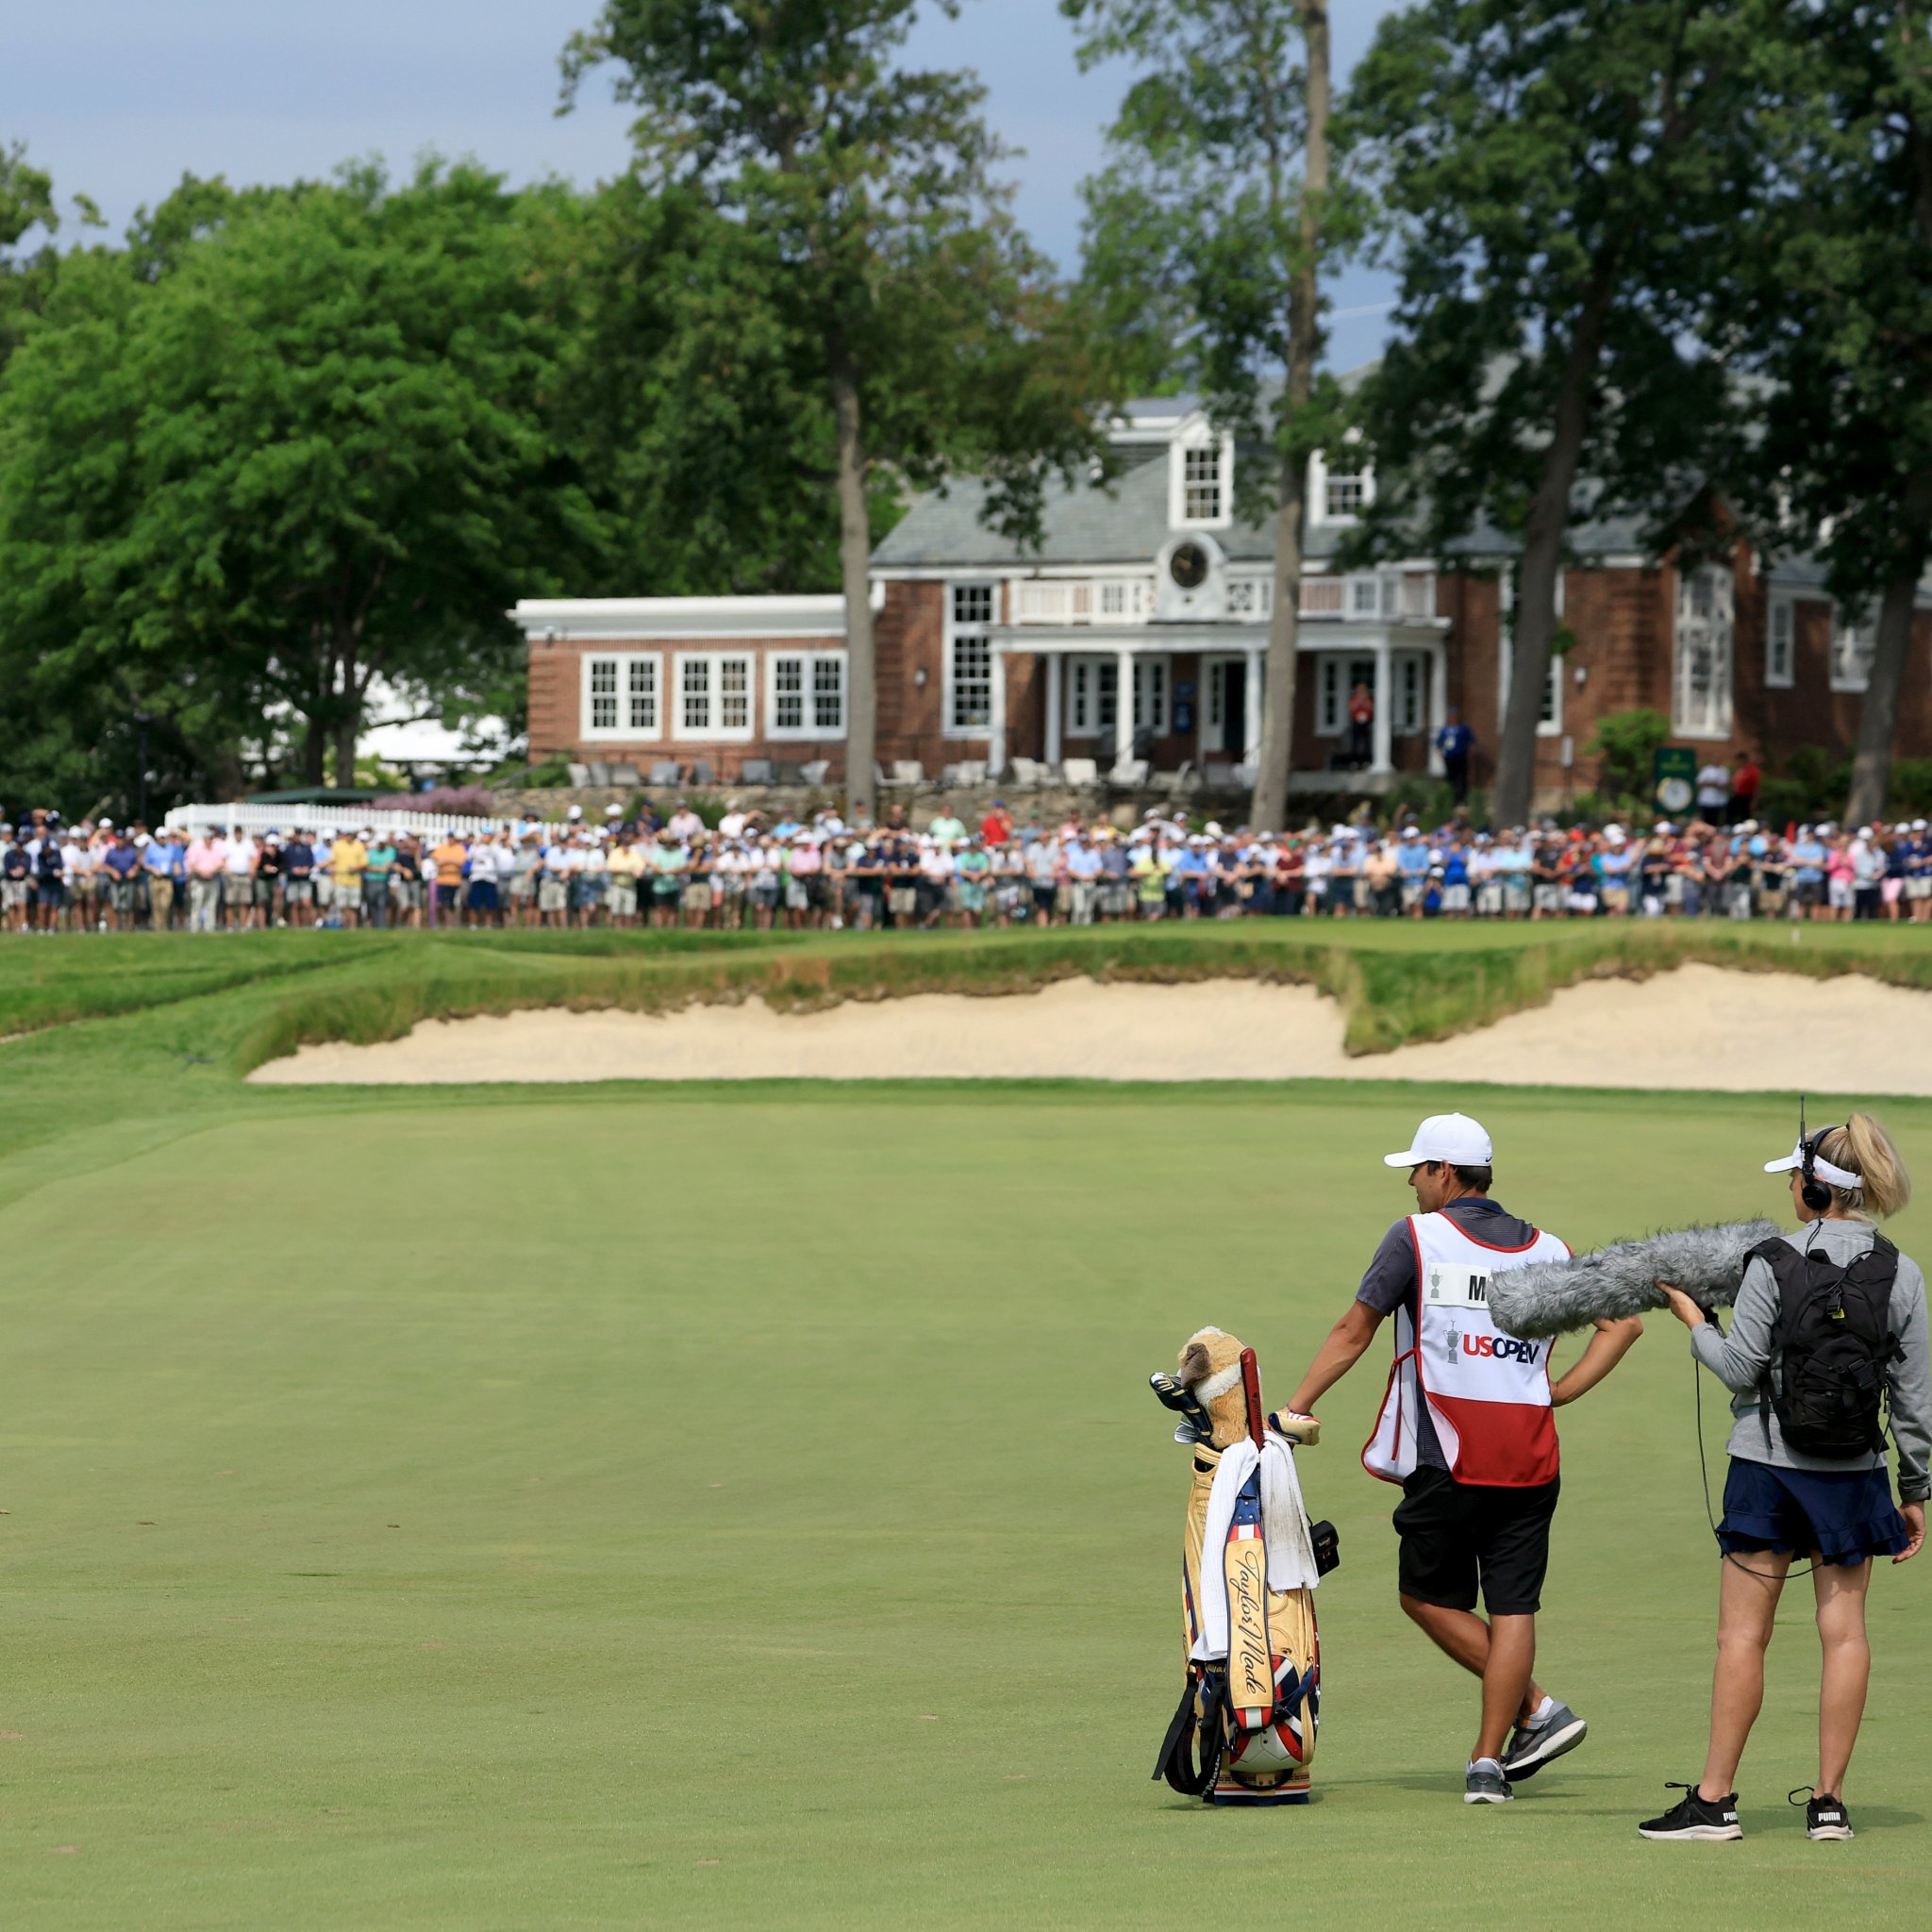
[1282,1113,1643,1804]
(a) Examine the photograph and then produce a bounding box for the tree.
[1,142,58,367]
[1066,0,1347,834]
[1725,3,1932,825]
[563,0,1102,819]
[1347,1,1758,827]
[0,163,602,797]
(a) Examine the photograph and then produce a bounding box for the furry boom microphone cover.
[1488,1220,1782,1339]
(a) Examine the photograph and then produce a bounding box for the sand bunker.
[249,963,1932,1092]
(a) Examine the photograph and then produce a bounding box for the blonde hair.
[1814,1112,1912,1221]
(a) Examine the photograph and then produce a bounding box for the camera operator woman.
[1641,1114,1928,1843]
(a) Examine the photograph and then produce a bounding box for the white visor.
[1764,1141,1861,1191]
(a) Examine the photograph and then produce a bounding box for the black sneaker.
[1791,1788,1854,1841]
[1639,1782,1742,1840]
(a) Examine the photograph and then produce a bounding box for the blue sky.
[10,0,1404,368]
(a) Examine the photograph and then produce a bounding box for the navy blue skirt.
[1717,1457,1909,1567]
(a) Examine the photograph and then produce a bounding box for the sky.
[9,0,1406,370]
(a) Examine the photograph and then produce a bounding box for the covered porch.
[981,623,1451,788]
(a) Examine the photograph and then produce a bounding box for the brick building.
[517,391,1932,808]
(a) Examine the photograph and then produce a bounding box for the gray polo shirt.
[1357,1196,1540,1473]
[1690,1219,1932,1501]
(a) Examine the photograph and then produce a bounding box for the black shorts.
[1393,1466,1560,1617]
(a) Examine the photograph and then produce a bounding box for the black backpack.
[1750,1233,1902,1459]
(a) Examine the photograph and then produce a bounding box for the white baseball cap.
[1384,1112,1493,1169]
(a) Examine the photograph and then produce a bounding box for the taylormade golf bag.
[1148,1334,1334,1807]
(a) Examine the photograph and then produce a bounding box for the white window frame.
[1496,568,1569,737]
[1169,430,1234,531]
[1133,656,1172,737]
[673,651,756,742]
[1766,594,1796,690]
[1068,656,1116,736]
[580,650,665,741]
[1830,604,1877,693]
[1392,652,1427,736]
[1309,447,1375,527]
[1316,654,1378,736]
[944,582,997,736]
[766,650,848,740]
[1673,563,1736,740]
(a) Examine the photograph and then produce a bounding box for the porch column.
[1044,651,1063,766]
[1115,646,1135,767]
[1371,640,1393,774]
[989,646,1008,779]
[1243,645,1263,764]
[1428,644,1449,775]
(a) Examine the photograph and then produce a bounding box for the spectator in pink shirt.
[185,832,226,932]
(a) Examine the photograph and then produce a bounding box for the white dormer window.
[1308,447,1374,525]
[1831,607,1876,692]
[1170,428,1233,530]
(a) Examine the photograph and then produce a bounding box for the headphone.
[1798,1097,1835,1214]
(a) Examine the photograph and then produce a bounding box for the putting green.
[2,1079,1927,1928]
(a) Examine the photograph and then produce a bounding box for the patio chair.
[1109,758,1151,788]
[1152,761,1197,799]
[774,759,805,786]
[567,762,591,790]
[1232,762,1258,788]
[799,759,831,788]
[740,758,774,786]
[1008,756,1042,788]
[691,759,715,787]
[891,760,925,786]
[586,759,612,787]
[649,760,683,787]
[608,761,642,788]
[1061,758,1100,788]
[1203,759,1238,789]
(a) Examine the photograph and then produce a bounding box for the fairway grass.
[3,1075,1930,1929]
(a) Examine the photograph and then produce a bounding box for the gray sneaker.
[1502,1701,1588,1782]
[1464,1758,1514,1805]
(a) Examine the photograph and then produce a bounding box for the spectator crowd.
[4,796,1932,933]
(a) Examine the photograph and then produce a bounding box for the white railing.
[1012,569,1438,626]
[1300,570,1438,621]
[1012,576,1154,625]
[165,803,564,840]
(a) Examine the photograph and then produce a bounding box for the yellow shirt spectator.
[329,836,368,891]
[431,839,468,888]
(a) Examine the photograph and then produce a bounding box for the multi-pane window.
[1068,657,1117,736]
[1539,653,1563,732]
[1317,656,1376,735]
[1767,598,1795,689]
[581,653,663,739]
[1673,565,1735,739]
[1182,445,1224,523]
[1394,654,1426,735]
[675,653,754,740]
[1324,466,1369,519]
[1133,657,1171,737]
[768,652,847,737]
[1830,608,1876,692]
[1349,574,1381,618]
[946,584,995,732]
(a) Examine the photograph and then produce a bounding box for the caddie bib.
[1361,1210,1570,1489]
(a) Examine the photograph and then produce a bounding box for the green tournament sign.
[1653,745,1697,814]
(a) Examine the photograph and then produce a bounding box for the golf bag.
[1149,1341,1330,1807]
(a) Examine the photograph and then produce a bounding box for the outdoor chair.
[740,758,774,786]
[1232,763,1257,787]
[691,759,715,787]
[1153,761,1197,799]
[953,759,987,786]
[774,759,805,786]
[1008,757,1042,788]
[799,759,832,787]
[1061,758,1100,788]
[567,762,591,790]
[649,760,683,787]
[586,759,612,787]
[891,760,925,786]
[1203,760,1238,789]
[608,762,642,788]
[1110,758,1151,788]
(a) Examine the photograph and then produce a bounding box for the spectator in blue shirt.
[1436,709,1476,803]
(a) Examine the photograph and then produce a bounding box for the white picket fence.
[164,802,563,841]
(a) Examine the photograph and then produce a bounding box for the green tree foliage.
[1,142,59,369]
[1066,1,1354,833]
[1723,2,1932,824]
[1346,1,1758,826]
[563,0,1104,816]
[0,163,602,803]
[1584,707,1671,810]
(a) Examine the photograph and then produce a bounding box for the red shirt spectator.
[980,803,1013,847]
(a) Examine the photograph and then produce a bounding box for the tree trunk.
[1845,465,1932,827]
[332,683,360,790]
[828,330,876,824]
[1492,269,1615,828]
[302,714,327,787]
[1250,1,1329,835]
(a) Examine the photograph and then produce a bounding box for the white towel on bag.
[1190,1435,1321,1663]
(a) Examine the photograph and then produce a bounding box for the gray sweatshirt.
[1690,1219,1931,1502]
